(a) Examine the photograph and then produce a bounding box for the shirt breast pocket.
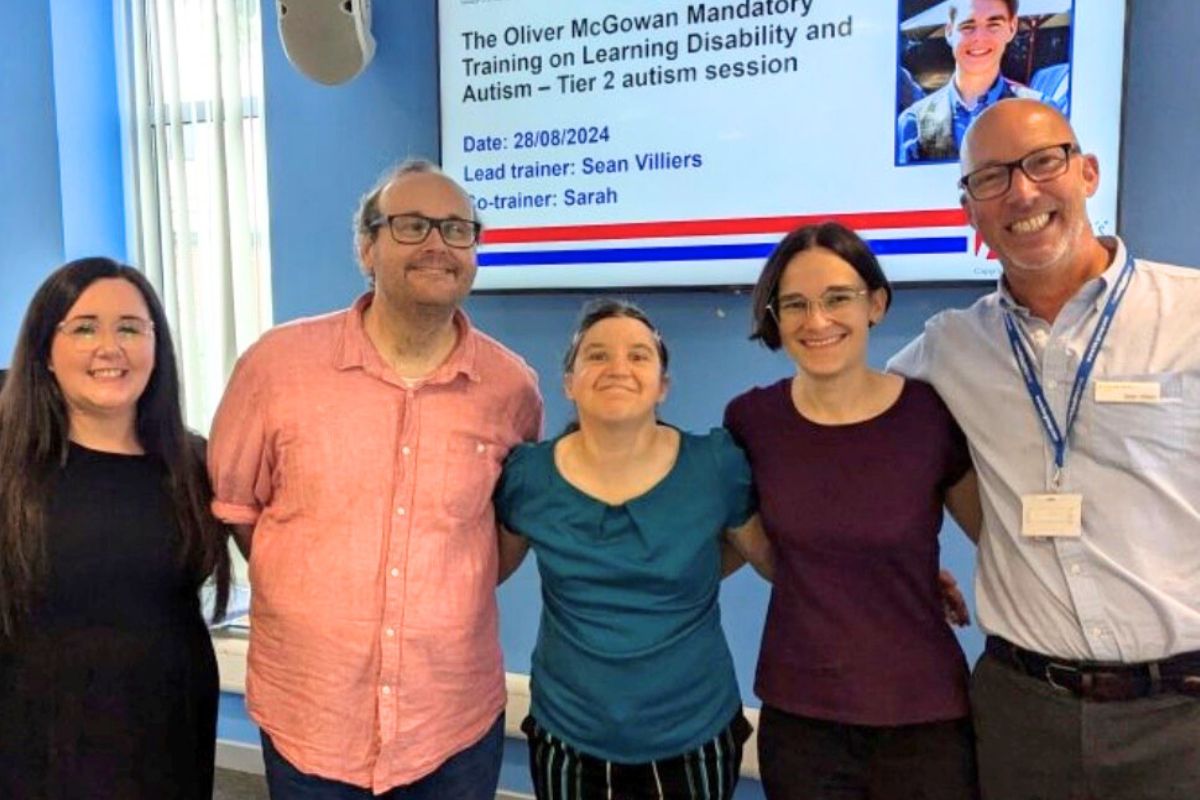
[1084,372,1198,473]
[442,433,503,521]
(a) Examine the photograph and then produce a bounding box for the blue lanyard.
[1002,254,1135,487]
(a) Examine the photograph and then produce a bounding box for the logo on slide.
[973,231,998,260]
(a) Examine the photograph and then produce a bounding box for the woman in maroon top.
[723,222,982,800]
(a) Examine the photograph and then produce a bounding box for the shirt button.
[390,568,400,577]
[1092,627,1104,638]
[381,685,391,696]
[1070,564,1081,575]
[401,446,411,456]
[385,628,395,637]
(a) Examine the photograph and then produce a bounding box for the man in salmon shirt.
[208,159,542,799]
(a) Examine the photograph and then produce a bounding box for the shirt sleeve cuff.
[211,499,261,526]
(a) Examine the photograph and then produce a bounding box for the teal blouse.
[495,428,754,762]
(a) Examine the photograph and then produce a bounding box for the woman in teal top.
[494,299,770,800]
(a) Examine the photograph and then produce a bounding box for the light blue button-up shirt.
[890,238,1200,662]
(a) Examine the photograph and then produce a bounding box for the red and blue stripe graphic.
[478,209,971,267]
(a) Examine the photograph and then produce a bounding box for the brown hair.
[948,0,1019,24]
[749,221,893,350]
[562,298,670,375]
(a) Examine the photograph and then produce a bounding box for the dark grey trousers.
[971,652,1200,800]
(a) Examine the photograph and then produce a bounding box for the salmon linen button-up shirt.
[208,294,542,792]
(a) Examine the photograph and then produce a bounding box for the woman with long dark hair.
[0,257,231,799]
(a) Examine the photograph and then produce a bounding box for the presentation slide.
[438,0,1126,289]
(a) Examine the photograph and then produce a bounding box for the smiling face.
[946,0,1018,82]
[775,247,887,380]
[564,315,668,428]
[961,100,1099,278]
[49,277,156,430]
[359,171,478,314]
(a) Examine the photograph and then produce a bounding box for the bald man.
[890,99,1200,798]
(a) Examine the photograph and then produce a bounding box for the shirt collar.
[950,74,1006,113]
[1088,236,1130,311]
[334,292,481,384]
[996,276,1025,314]
[996,236,1128,315]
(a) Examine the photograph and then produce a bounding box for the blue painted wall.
[5,0,1198,796]
[1118,0,1200,267]
[48,0,126,263]
[262,0,439,320]
[0,3,65,362]
[235,0,1200,796]
[0,0,124,367]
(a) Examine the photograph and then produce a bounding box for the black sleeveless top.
[0,443,217,799]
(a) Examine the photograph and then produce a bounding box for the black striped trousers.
[521,712,752,800]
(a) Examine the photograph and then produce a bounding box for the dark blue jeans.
[261,713,504,800]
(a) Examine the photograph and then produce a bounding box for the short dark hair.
[948,0,1019,24]
[562,298,669,375]
[749,221,893,350]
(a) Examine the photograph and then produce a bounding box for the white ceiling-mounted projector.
[277,0,376,86]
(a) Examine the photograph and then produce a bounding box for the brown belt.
[985,636,1200,702]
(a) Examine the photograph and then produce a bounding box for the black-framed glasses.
[959,142,1080,201]
[371,213,482,248]
[769,289,870,322]
[55,316,155,352]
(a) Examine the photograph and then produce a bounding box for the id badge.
[1094,380,1161,403]
[1021,493,1083,538]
